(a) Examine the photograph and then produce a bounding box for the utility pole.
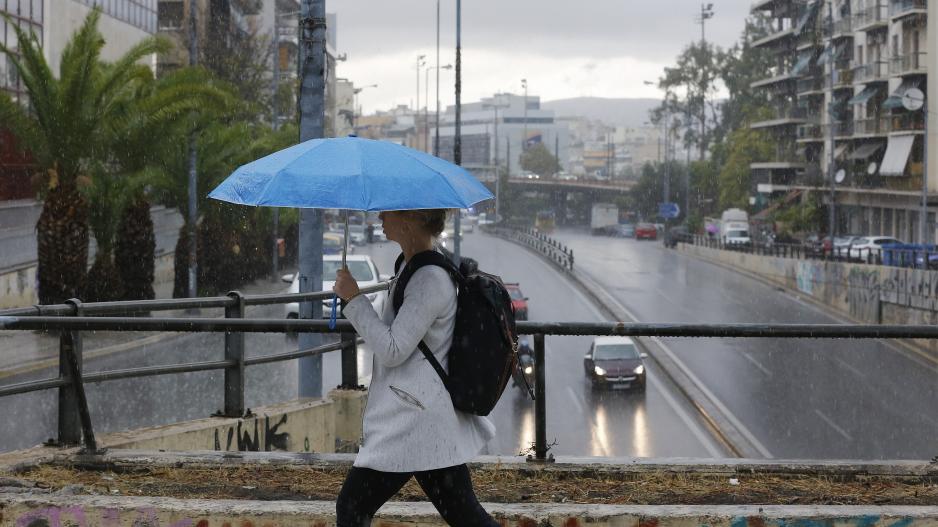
[298,0,326,398]
[186,0,198,298]
[453,0,462,257]
[825,0,836,238]
[554,134,560,175]
[494,104,500,223]
[434,0,441,156]
[416,54,425,148]
[270,2,280,282]
[695,3,714,161]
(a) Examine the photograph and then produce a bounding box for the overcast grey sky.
[331,0,754,114]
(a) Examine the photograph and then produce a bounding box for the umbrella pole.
[331,210,350,331]
[342,210,350,269]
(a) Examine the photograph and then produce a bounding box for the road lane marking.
[647,374,724,457]
[814,409,854,441]
[740,351,772,377]
[834,357,866,379]
[580,272,775,458]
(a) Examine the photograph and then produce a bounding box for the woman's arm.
[343,266,455,368]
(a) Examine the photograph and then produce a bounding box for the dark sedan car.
[583,336,648,391]
[505,283,528,320]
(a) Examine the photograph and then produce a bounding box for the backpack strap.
[391,250,462,389]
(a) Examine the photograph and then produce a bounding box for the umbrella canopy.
[208,135,493,211]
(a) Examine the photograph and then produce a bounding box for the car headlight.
[523,365,533,375]
[594,366,606,376]
[633,365,644,375]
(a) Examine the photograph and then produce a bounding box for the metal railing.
[483,225,575,272]
[890,0,926,17]
[851,60,889,83]
[7,306,938,462]
[854,116,892,135]
[854,3,889,29]
[890,52,927,75]
[891,112,926,132]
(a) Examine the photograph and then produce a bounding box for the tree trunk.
[116,196,155,301]
[84,251,124,302]
[36,186,89,305]
[172,225,190,298]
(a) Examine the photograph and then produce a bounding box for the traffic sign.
[658,202,681,219]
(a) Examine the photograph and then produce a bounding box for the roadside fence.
[482,225,574,272]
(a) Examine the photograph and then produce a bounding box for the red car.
[635,223,657,240]
[505,283,528,320]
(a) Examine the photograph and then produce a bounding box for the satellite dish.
[867,162,878,175]
[902,88,925,111]
[834,169,846,183]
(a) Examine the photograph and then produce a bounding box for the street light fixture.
[416,54,426,146]
[695,3,715,43]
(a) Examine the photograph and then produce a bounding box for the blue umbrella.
[209,135,494,327]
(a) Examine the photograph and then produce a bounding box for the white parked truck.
[720,208,751,246]
[590,203,619,235]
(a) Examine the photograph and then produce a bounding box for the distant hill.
[542,97,661,128]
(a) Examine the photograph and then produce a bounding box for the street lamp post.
[425,64,451,153]
[416,54,425,148]
[521,78,528,152]
[487,98,509,223]
[352,84,377,129]
[433,64,453,156]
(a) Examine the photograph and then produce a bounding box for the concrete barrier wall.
[100,390,366,454]
[3,494,937,527]
[680,244,938,351]
[0,252,174,309]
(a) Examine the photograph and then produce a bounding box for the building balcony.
[851,61,890,84]
[751,0,780,13]
[853,116,892,136]
[890,53,927,76]
[825,120,856,138]
[890,0,927,20]
[831,16,853,37]
[854,3,889,31]
[796,123,825,142]
[890,111,926,133]
[751,106,810,129]
[796,76,825,96]
[232,0,263,15]
[752,21,796,48]
[831,66,855,89]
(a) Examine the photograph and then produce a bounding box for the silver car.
[283,255,388,320]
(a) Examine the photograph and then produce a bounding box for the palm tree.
[0,9,228,304]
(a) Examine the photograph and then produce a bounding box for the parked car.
[583,336,648,391]
[347,224,367,245]
[635,223,658,240]
[614,223,635,238]
[803,234,833,256]
[283,254,388,321]
[504,283,528,320]
[832,235,864,257]
[370,225,387,242]
[323,232,349,255]
[848,236,903,260]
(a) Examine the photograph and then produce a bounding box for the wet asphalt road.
[553,229,938,460]
[0,231,725,458]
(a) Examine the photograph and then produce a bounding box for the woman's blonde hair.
[405,209,449,237]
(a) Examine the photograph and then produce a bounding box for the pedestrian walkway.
[0,273,291,379]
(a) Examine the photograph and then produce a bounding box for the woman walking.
[333,208,500,527]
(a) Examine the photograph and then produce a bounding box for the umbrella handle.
[329,294,338,330]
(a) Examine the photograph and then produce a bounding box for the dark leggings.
[336,464,499,527]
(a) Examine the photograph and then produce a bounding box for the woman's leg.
[414,464,500,527]
[336,467,411,527]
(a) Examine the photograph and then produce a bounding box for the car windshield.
[727,230,748,238]
[322,261,374,282]
[508,288,524,300]
[594,343,639,361]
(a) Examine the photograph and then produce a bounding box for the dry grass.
[14,464,938,505]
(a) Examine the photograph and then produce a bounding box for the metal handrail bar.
[4,317,938,339]
[244,338,362,366]
[0,377,68,398]
[82,359,235,383]
[0,282,392,317]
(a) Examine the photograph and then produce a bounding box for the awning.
[791,52,814,76]
[816,42,847,66]
[848,85,881,105]
[795,1,820,34]
[834,144,849,160]
[883,78,923,109]
[880,135,915,176]
[847,142,885,160]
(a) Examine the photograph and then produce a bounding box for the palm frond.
[0,91,45,165]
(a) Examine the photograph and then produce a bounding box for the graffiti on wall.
[796,261,819,296]
[14,506,194,527]
[880,268,938,311]
[212,414,290,452]
[847,267,881,323]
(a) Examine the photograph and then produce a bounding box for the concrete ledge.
[2,492,937,527]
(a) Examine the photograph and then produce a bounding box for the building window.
[74,0,158,34]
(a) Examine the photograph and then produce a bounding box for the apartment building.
[1,0,157,200]
[751,0,937,243]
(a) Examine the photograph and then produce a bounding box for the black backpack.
[392,250,518,416]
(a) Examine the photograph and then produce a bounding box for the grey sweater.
[343,264,496,472]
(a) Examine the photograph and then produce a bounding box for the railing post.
[59,299,98,453]
[340,331,359,388]
[569,249,574,270]
[532,333,552,462]
[222,291,246,417]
